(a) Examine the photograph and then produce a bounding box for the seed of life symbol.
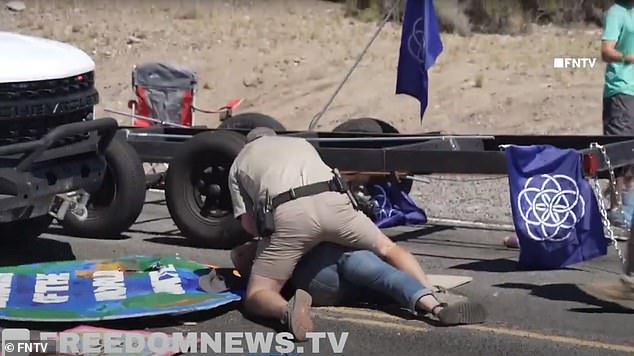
[517,174,585,241]
[407,17,427,68]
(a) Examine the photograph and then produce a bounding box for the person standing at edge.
[601,0,634,230]
[579,214,634,309]
[228,127,486,341]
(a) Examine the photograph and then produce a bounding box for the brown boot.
[281,289,313,341]
[578,276,634,310]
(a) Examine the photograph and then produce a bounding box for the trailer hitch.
[49,190,90,221]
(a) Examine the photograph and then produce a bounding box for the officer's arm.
[240,212,257,237]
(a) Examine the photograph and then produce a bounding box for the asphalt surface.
[1,191,633,356]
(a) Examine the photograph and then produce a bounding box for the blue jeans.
[290,243,432,314]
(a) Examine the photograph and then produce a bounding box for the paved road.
[1,191,632,355]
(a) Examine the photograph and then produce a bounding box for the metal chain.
[589,142,626,263]
[307,0,401,131]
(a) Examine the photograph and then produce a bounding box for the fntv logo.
[553,57,597,69]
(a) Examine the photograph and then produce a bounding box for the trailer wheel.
[218,112,286,132]
[0,215,53,245]
[333,118,412,193]
[60,135,146,238]
[332,117,399,134]
[165,130,251,249]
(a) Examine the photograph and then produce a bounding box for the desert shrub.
[325,0,615,34]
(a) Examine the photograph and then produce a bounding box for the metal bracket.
[49,190,90,221]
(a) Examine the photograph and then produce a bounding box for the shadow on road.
[45,224,132,241]
[406,237,513,252]
[450,258,583,273]
[450,258,519,272]
[0,237,76,267]
[145,236,210,248]
[494,282,634,314]
[387,225,454,242]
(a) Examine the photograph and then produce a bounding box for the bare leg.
[367,232,450,315]
[612,177,625,208]
[230,241,258,277]
[371,232,434,288]
[244,274,287,319]
[244,274,314,340]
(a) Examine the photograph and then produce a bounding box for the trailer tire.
[332,117,399,134]
[218,112,286,132]
[165,130,251,249]
[0,215,53,245]
[333,118,412,193]
[60,135,146,238]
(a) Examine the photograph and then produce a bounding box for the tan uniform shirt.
[228,135,334,218]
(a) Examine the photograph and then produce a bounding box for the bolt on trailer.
[119,121,634,250]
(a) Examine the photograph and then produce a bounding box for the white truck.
[0,32,145,243]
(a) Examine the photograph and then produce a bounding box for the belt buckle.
[289,187,296,200]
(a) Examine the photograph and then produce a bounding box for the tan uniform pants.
[251,191,381,281]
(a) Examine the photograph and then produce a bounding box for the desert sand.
[0,0,609,226]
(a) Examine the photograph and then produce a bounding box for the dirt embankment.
[0,0,609,224]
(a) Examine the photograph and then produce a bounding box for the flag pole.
[308,0,402,132]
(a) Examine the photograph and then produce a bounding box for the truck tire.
[165,130,251,249]
[332,117,400,134]
[218,112,286,132]
[0,215,53,245]
[333,118,412,193]
[60,135,146,238]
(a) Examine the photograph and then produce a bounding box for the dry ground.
[0,0,609,224]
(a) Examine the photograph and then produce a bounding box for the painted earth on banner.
[0,256,242,321]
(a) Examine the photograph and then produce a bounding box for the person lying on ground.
[231,240,487,325]
[228,127,486,340]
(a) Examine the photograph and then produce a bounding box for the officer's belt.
[271,179,345,209]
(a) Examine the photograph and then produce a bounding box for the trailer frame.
[111,123,634,253]
[122,126,634,178]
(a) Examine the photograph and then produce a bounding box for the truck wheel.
[333,118,412,193]
[218,112,286,132]
[0,215,53,245]
[60,135,146,238]
[332,117,400,134]
[165,130,251,249]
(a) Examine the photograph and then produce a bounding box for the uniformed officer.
[228,127,486,340]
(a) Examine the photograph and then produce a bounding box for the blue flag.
[505,145,607,270]
[368,180,427,229]
[396,0,443,119]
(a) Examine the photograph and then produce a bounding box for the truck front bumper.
[0,118,118,223]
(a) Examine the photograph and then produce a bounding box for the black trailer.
[102,115,634,250]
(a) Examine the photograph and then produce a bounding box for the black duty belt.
[271,179,344,209]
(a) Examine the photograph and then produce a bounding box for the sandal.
[433,301,487,325]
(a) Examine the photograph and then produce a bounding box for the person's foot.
[578,276,634,310]
[503,235,520,249]
[608,208,632,229]
[281,289,314,341]
[431,301,487,326]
